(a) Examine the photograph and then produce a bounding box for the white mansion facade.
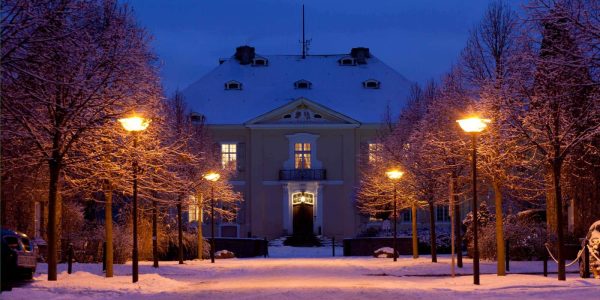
[183,46,418,239]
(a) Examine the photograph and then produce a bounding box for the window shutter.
[236,142,246,172]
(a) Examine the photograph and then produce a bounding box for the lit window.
[225,80,242,90]
[292,192,314,205]
[368,143,383,163]
[363,79,380,89]
[221,143,237,169]
[294,143,311,169]
[189,204,202,222]
[436,205,450,222]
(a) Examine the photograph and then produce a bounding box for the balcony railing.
[279,169,326,181]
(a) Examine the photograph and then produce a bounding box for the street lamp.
[119,116,150,283]
[457,116,490,285]
[386,169,404,262]
[203,172,220,263]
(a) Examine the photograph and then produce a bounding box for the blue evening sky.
[124,0,524,95]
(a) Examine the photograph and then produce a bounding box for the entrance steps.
[269,235,341,248]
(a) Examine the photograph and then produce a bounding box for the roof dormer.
[224,80,242,90]
[252,56,268,66]
[363,79,380,89]
[338,56,356,66]
[294,79,312,89]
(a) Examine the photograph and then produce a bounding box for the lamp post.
[203,172,220,263]
[457,116,490,285]
[119,116,150,283]
[386,169,404,262]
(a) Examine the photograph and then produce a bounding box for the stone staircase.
[269,235,341,248]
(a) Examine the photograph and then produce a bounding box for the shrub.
[474,214,547,261]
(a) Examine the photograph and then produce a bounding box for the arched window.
[294,79,312,89]
[338,56,355,66]
[252,57,268,66]
[292,192,314,205]
[224,80,242,90]
[363,79,380,89]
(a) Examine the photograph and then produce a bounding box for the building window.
[363,79,380,89]
[402,209,412,222]
[188,204,202,222]
[225,80,242,90]
[221,143,237,169]
[294,80,312,89]
[252,57,268,66]
[294,143,311,169]
[436,205,450,222]
[368,143,383,163]
[338,57,355,66]
[292,192,314,205]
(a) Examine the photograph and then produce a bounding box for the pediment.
[244,98,360,126]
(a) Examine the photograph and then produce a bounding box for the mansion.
[183,46,432,239]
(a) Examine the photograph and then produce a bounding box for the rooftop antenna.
[301,5,311,59]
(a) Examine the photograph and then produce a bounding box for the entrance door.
[293,203,313,236]
[292,192,314,236]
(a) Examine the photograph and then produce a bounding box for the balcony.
[279,169,326,181]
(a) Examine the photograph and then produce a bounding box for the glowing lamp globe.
[386,169,404,180]
[203,172,220,182]
[119,116,150,132]
[456,117,491,133]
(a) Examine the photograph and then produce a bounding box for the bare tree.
[460,0,520,276]
[503,2,600,280]
[1,0,161,281]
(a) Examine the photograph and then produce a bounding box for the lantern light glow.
[456,117,491,133]
[203,172,220,182]
[119,116,150,132]
[386,169,404,180]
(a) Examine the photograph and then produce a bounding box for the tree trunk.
[47,157,61,281]
[428,201,437,262]
[412,202,418,259]
[452,172,463,268]
[552,159,566,281]
[492,180,506,276]
[177,201,183,264]
[197,194,203,260]
[104,183,113,277]
[152,200,158,268]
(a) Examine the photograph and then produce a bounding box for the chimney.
[235,45,255,65]
[350,47,370,64]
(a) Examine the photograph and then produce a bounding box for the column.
[316,184,324,235]
[282,184,291,235]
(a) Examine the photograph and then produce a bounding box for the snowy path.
[3,252,598,299]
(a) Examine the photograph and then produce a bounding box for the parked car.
[580,220,600,279]
[1,229,38,282]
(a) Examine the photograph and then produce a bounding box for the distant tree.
[414,68,473,267]
[393,82,445,262]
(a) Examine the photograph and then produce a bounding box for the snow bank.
[3,256,598,299]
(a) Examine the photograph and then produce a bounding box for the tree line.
[1,0,240,281]
[357,0,599,281]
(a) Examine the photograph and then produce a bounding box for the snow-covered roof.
[182,52,412,125]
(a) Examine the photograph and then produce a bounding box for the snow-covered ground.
[3,249,598,299]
